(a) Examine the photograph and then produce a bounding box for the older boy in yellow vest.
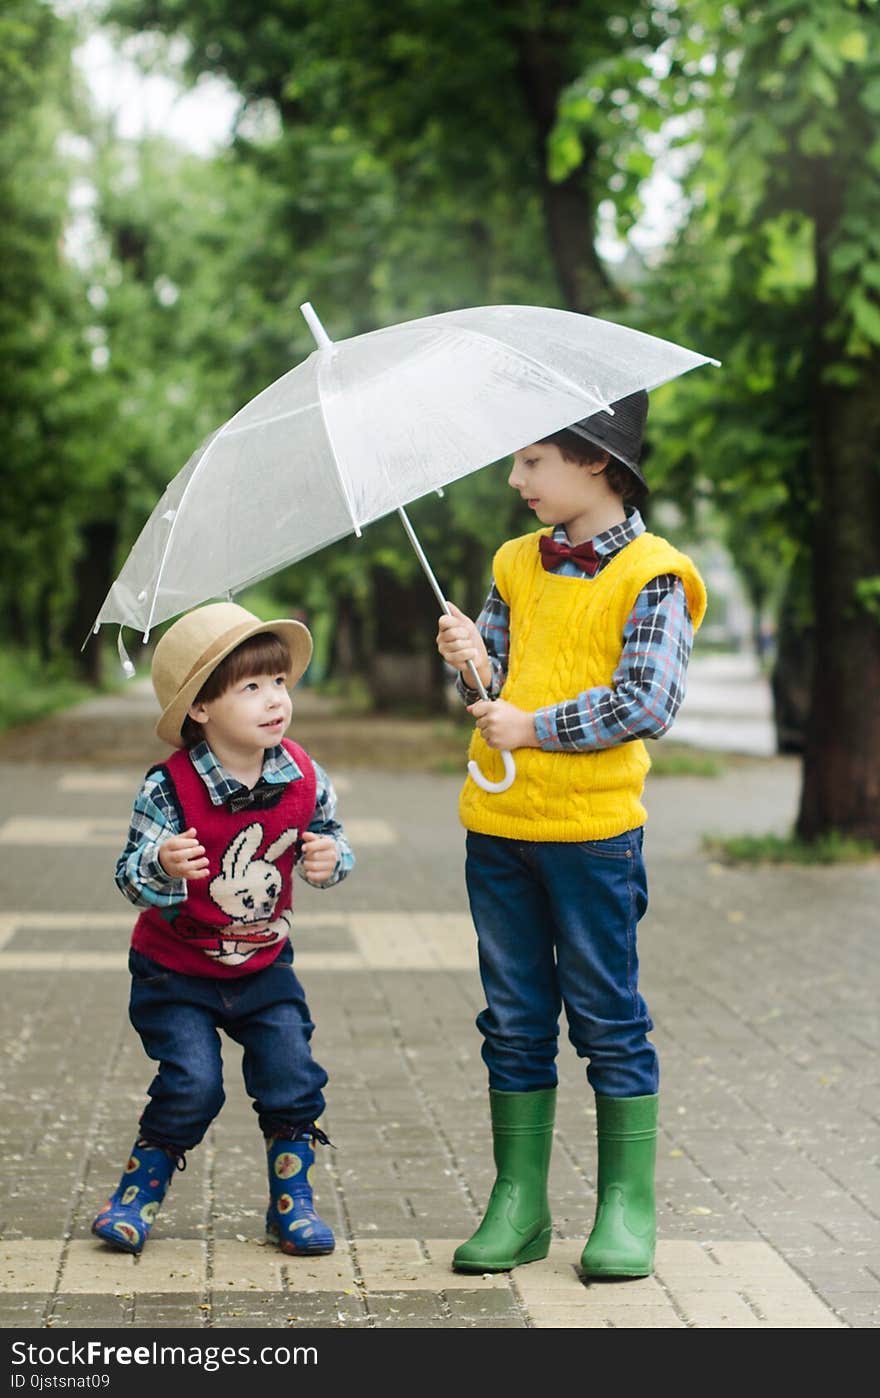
[437,391,706,1278]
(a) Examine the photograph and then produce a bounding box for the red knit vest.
[131,739,318,978]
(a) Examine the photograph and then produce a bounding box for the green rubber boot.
[453,1087,555,1274]
[580,1093,658,1279]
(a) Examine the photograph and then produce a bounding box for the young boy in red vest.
[91,602,353,1256]
[436,391,706,1279]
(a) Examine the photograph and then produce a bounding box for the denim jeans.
[128,942,328,1151]
[464,828,657,1098]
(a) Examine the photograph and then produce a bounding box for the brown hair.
[537,428,647,509]
[181,632,292,747]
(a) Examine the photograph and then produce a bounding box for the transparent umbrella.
[89,302,719,792]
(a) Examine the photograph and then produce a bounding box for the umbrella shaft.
[397,506,488,702]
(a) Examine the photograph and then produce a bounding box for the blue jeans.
[465,829,657,1098]
[128,943,328,1152]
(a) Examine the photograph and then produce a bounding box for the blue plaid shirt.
[456,509,694,749]
[116,740,354,909]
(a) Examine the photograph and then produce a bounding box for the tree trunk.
[5,595,28,648]
[37,585,54,665]
[64,521,119,685]
[769,574,812,755]
[796,373,880,843]
[367,564,444,712]
[328,591,367,684]
[796,168,880,844]
[511,20,615,314]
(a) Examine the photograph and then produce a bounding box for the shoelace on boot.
[266,1123,335,1148]
[136,1138,188,1171]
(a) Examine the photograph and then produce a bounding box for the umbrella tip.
[300,302,334,351]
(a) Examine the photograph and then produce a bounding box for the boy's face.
[187,670,292,754]
[507,442,608,529]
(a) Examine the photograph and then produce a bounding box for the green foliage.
[108,0,568,319]
[94,2,680,688]
[92,0,631,693]
[703,830,878,865]
[85,136,304,532]
[0,646,91,732]
[854,576,880,623]
[611,0,880,639]
[0,1,97,660]
[3,0,877,808]
[649,744,723,778]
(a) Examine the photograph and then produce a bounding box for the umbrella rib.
[141,389,286,638]
[141,362,358,637]
[220,403,314,437]
[312,353,363,538]
[142,430,228,639]
[443,322,616,417]
[446,317,717,404]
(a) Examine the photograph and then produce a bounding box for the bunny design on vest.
[131,740,318,978]
[203,821,298,965]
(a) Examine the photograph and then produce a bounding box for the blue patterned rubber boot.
[91,1140,182,1254]
[265,1128,335,1256]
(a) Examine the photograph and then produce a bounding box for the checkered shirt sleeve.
[533,574,694,749]
[297,760,355,890]
[114,773,186,909]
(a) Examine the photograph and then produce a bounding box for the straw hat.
[151,602,313,748]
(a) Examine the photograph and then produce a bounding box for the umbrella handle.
[467,749,516,794]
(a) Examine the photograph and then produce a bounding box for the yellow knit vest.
[458,528,707,841]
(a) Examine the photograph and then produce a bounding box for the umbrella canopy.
[90,302,718,794]
[91,303,718,641]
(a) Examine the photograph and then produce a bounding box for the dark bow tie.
[538,532,601,576]
[225,779,286,813]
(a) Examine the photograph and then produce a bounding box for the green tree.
[584,0,880,843]
[107,0,667,313]
[79,129,340,672]
[0,1,100,671]
[103,0,671,704]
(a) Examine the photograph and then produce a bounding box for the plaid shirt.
[456,509,694,749]
[116,740,353,909]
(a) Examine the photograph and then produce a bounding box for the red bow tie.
[538,532,600,575]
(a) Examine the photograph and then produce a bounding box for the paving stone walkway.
[0,682,877,1330]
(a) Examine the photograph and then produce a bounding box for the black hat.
[566,389,649,485]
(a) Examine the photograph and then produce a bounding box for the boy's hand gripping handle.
[461,652,516,794]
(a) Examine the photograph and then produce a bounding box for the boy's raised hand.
[300,830,338,885]
[436,602,491,689]
[158,828,210,881]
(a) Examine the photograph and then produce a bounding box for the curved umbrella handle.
[468,749,516,794]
